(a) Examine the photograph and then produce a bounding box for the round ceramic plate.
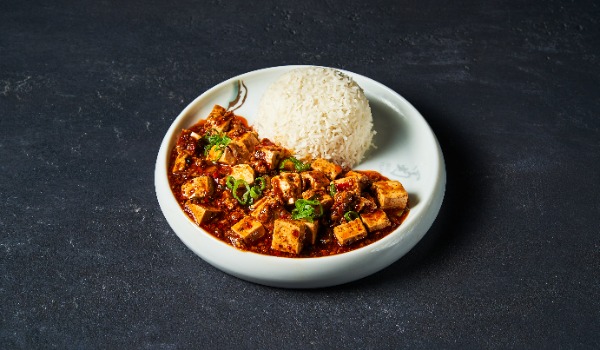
[155,65,445,288]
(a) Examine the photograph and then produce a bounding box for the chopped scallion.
[344,211,359,222]
[291,199,323,222]
[255,176,266,190]
[227,176,265,205]
[231,178,250,205]
[203,131,231,157]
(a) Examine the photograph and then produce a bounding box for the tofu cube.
[205,144,231,164]
[344,171,370,190]
[172,152,190,172]
[257,145,285,170]
[181,176,214,199]
[301,171,331,192]
[333,176,362,194]
[185,201,219,225]
[271,172,303,205]
[302,220,319,245]
[208,143,250,166]
[271,219,306,254]
[311,158,342,180]
[372,180,408,210]
[333,219,368,246]
[237,131,260,151]
[302,190,334,209]
[231,216,266,244]
[230,164,255,184]
[355,195,377,213]
[206,146,220,161]
[332,190,358,214]
[360,210,391,232]
[206,105,231,132]
[214,145,237,165]
[250,196,282,224]
[228,140,252,163]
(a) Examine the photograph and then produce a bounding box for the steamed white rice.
[255,67,375,168]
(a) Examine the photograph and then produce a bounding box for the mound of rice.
[255,67,375,168]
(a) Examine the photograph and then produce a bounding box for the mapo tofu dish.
[168,105,409,258]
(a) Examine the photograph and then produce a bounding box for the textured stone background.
[1,0,598,348]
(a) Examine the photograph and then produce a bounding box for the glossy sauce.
[168,110,408,258]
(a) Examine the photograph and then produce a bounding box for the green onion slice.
[228,176,265,205]
[249,186,262,199]
[254,176,266,190]
[226,176,236,190]
[231,178,251,205]
[344,211,359,222]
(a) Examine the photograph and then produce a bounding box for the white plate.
[155,65,445,288]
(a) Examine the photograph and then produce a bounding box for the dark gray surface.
[1,0,599,348]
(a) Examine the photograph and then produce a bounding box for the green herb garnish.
[203,130,231,158]
[291,199,323,222]
[279,157,311,172]
[329,182,336,197]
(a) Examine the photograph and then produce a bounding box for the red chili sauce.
[167,105,409,258]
